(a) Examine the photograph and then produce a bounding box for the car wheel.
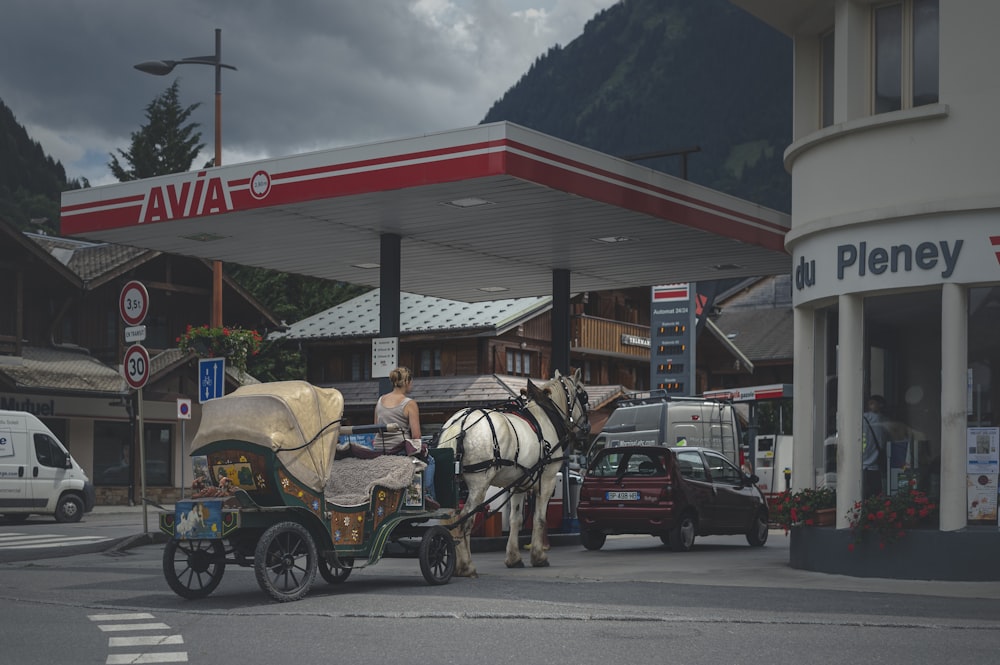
[580,529,606,551]
[746,509,769,547]
[668,512,696,552]
[54,494,84,523]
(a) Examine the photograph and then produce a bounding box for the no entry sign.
[120,280,149,326]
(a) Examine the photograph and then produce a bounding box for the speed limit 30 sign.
[123,344,150,390]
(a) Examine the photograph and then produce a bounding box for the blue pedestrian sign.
[199,358,226,403]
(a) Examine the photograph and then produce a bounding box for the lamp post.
[135,28,237,328]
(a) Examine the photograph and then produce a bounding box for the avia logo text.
[139,172,233,223]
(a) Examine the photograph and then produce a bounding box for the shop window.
[863,290,941,498]
[506,349,532,377]
[873,0,939,114]
[968,287,1000,427]
[143,423,173,486]
[93,420,132,486]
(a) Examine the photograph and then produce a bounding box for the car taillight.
[659,483,673,502]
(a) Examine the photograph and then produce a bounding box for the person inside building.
[375,366,438,509]
[862,395,889,499]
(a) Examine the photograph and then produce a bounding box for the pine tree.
[108,80,206,181]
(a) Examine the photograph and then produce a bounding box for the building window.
[143,423,173,486]
[350,352,371,381]
[873,0,939,114]
[418,348,441,377]
[820,29,835,127]
[93,420,132,486]
[506,349,532,377]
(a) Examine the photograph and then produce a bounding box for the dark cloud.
[0,0,614,184]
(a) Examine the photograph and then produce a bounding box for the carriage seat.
[324,455,423,506]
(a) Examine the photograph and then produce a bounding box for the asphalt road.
[1,514,997,665]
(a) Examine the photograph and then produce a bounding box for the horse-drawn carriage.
[159,370,590,601]
[159,381,456,602]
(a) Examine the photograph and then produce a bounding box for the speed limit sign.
[123,344,150,390]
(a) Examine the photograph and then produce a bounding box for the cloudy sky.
[1,0,618,187]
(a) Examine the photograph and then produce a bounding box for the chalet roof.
[325,374,627,412]
[0,346,126,395]
[710,274,794,363]
[710,307,794,363]
[276,288,552,340]
[27,233,151,284]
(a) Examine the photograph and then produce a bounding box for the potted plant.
[177,325,263,377]
[847,479,937,550]
[770,486,837,534]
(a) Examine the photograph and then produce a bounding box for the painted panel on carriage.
[174,500,224,540]
[790,212,1000,306]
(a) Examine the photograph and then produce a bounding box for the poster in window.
[966,427,999,474]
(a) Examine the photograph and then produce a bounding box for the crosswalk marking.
[98,622,172,632]
[0,532,111,549]
[106,654,188,664]
[109,636,185,648]
[89,613,189,664]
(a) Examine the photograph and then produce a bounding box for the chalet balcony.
[571,315,650,360]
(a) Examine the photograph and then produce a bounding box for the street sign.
[177,398,192,420]
[372,336,398,378]
[124,325,147,343]
[123,344,150,390]
[119,280,149,326]
[199,357,226,403]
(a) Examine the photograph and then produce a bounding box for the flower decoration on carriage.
[177,324,263,377]
[351,528,360,540]
[334,529,342,542]
[378,490,387,501]
[377,505,385,518]
[343,516,351,527]
[311,499,320,512]
[281,477,290,489]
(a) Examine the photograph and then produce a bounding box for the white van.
[587,392,744,465]
[0,410,95,522]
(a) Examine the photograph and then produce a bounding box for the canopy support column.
[379,234,401,396]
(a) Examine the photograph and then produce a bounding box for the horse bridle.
[553,374,590,438]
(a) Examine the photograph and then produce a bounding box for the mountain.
[482,0,792,212]
[0,99,85,231]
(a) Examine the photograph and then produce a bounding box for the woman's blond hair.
[390,366,413,388]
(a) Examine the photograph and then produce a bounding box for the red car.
[577,445,769,551]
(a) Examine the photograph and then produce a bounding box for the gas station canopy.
[61,122,789,301]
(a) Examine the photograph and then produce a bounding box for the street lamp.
[135,28,237,328]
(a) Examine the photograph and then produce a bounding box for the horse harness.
[451,377,585,487]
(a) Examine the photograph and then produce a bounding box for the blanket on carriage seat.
[324,456,425,506]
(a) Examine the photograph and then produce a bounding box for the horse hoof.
[532,559,551,568]
[506,560,525,569]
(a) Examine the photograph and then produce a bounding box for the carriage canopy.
[191,381,344,493]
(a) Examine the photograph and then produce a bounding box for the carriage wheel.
[254,521,318,602]
[418,525,455,585]
[318,556,354,584]
[162,539,226,599]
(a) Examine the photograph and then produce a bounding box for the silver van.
[587,392,743,466]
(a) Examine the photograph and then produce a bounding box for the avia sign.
[139,171,235,224]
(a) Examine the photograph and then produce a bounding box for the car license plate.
[606,491,640,501]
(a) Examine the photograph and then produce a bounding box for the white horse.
[437,369,590,577]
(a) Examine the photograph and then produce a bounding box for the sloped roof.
[0,346,126,395]
[276,288,552,340]
[710,307,794,363]
[27,233,151,284]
